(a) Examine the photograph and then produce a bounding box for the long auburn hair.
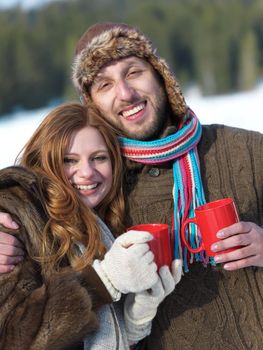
[17,103,125,272]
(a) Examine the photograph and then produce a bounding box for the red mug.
[181,198,240,256]
[128,223,172,270]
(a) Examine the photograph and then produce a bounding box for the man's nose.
[116,80,135,101]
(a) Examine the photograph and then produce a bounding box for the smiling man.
[71,22,263,350]
[90,57,168,140]
[72,22,185,141]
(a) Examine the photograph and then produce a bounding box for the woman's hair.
[18,102,125,272]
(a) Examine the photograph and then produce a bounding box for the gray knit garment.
[80,217,129,350]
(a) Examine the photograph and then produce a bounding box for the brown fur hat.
[72,22,187,117]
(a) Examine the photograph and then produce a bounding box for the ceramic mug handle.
[181,217,204,253]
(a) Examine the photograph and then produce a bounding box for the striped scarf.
[119,109,212,272]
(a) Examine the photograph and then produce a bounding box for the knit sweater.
[124,124,263,349]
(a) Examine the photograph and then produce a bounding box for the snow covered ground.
[0,83,263,169]
[0,106,52,169]
[186,83,263,133]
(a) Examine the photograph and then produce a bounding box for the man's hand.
[211,221,263,270]
[0,212,24,273]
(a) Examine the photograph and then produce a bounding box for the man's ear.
[79,92,89,105]
[79,95,85,105]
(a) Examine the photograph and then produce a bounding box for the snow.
[186,84,263,133]
[0,107,51,169]
[0,84,263,169]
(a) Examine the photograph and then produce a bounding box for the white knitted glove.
[92,230,158,301]
[124,259,182,345]
[171,258,183,284]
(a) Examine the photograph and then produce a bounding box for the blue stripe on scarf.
[119,110,207,272]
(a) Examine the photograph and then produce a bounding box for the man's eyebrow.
[126,59,148,67]
[128,59,142,65]
[92,74,108,86]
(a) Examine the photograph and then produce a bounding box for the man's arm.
[208,128,263,270]
[0,212,25,273]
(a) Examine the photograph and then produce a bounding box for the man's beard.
[122,91,169,141]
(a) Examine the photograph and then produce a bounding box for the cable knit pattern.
[124,124,263,349]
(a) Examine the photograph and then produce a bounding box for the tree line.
[0,0,262,116]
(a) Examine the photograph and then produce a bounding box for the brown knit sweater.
[124,124,263,349]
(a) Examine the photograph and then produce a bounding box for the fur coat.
[0,166,112,350]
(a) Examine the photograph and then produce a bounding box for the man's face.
[90,56,168,140]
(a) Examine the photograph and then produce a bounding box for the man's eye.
[128,70,141,77]
[99,82,111,91]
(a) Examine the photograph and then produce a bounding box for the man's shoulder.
[201,123,263,143]
[202,123,262,135]
[198,123,263,157]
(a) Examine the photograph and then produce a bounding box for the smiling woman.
[0,102,172,349]
[18,103,125,249]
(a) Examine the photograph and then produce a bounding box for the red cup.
[181,198,240,256]
[128,223,172,270]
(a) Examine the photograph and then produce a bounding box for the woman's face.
[64,126,113,209]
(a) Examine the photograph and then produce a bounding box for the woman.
[0,103,178,349]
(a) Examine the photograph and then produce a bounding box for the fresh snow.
[1,83,263,169]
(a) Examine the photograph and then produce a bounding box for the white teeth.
[75,184,98,190]
[122,103,144,118]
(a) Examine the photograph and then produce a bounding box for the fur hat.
[72,22,187,117]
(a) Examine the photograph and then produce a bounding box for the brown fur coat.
[0,166,112,350]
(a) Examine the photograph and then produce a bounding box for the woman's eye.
[64,157,77,165]
[92,153,110,162]
[94,155,108,161]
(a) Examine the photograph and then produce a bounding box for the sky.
[0,83,263,170]
[0,0,56,10]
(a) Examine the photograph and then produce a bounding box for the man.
[1,22,263,349]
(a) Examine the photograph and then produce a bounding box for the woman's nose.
[78,161,94,177]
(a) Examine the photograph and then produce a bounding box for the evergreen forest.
[0,0,262,116]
